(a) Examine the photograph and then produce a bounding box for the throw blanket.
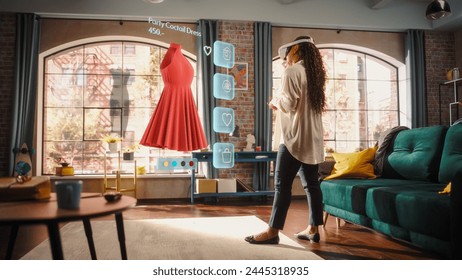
[374,126,409,177]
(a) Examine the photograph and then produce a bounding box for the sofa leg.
[323,212,329,228]
[323,212,343,228]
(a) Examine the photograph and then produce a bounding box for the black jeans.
[269,144,324,230]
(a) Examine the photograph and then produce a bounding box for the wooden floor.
[1,197,441,260]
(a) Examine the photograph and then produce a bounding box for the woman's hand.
[267,99,278,111]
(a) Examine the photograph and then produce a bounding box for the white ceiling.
[0,0,461,32]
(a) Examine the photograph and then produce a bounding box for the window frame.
[272,43,408,153]
[37,36,200,176]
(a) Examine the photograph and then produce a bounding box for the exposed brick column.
[216,21,257,187]
[425,31,456,126]
[0,13,16,176]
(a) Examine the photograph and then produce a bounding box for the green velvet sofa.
[320,124,462,259]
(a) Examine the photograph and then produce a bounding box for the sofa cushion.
[439,123,462,184]
[366,184,445,227]
[382,125,447,182]
[396,188,451,241]
[451,168,462,259]
[321,178,431,216]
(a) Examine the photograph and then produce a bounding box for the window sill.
[47,173,197,180]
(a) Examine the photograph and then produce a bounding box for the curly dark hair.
[286,36,327,114]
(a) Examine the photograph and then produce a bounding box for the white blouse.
[270,61,325,164]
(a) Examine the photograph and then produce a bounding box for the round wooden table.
[0,193,137,260]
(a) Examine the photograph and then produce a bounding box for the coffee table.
[0,193,137,260]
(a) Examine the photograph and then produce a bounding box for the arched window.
[272,46,402,153]
[40,39,197,175]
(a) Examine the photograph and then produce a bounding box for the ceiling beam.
[369,0,394,9]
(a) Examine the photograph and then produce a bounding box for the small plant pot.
[108,142,118,153]
[123,152,134,161]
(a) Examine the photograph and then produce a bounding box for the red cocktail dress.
[140,43,207,151]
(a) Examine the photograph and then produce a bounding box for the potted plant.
[101,134,122,153]
[122,143,140,160]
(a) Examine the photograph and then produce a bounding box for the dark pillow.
[374,126,409,177]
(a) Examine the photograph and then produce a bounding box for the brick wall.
[425,31,456,126]
[216,21,257,187]
[0,13,15,177]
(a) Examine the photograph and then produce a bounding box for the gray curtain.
[197,19,218,178]
[8,14,41,176]
[253,22,273,191]
[406,30,427,128]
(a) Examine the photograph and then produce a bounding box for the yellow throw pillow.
[439,182,451,194]
[324,146,378,180]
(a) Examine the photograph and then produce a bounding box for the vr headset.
[278,37,314,60]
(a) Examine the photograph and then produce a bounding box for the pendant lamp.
[426,0,452,20]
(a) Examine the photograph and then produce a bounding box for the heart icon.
[222,113,232,127]
[203,46,212,56]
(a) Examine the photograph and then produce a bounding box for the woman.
[245,36,326,244]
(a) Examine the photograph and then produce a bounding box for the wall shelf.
[439,78,462,125]
[190,151,277,204]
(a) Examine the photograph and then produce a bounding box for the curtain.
[406,30,427,128]
[197,19,218,178]
[8,14,41,176]
[253,22,273,191]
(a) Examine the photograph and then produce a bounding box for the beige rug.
[21,215,322,260]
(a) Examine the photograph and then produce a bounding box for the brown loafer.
[295,232,320,243]
[245,235,280,244]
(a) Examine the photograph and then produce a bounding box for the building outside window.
[41,40,198,175]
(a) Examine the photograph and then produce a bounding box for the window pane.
[45,47,84,74]
[368,111,399,142]
[44,74,83,107]
[83,74,119,107]
[333,49,365,80]
[320,49,334,80]
[324,140,336,154]
[272,59,286,77]
[44,108,83,141]
[124,43,136,56]
[129,76,164,107]
[366,56,397,81]
[335,110,367,142]
[84,42,123,75]
[322,110,336,140]
[43,141,83,174]
[334,141,369,153]
[333,79,366,109]
[81,141,105,174]
[123,108,155,141]
[123,44,162,75]
[325,79,335,109]
[367,80,398,110]
[83,108,119,140]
